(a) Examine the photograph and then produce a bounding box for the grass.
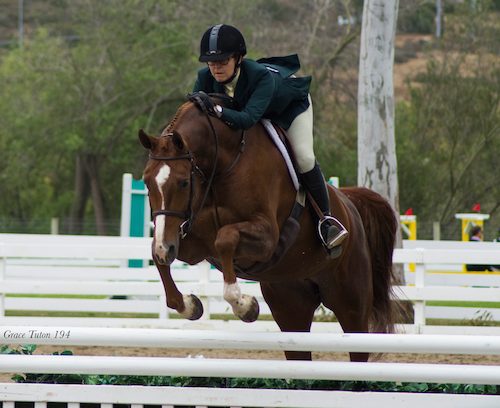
[5,310,159,318]
[7,294,107,299]
[428,301,500,308]
[4,295,500,324]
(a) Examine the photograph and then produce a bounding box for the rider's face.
[207,56,237,83]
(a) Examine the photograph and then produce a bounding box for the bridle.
[148,94,245,239]
[148,150,199,238]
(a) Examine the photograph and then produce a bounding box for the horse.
[139,96,400,362]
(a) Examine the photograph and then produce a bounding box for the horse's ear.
[138,129,154,150]
[172,131,185,152]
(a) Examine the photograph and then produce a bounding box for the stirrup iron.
[318,216,348,249]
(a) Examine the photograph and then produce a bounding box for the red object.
[404,208,413,216]
[472,203,481,212]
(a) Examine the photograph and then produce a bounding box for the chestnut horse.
[139,97,399,361]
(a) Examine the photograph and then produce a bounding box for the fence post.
[50,217,59,235]
[158,293,169,320]
[199,261,211,320]
[433,222,440,240]
[120,173,151,267]
[413,248,426,333]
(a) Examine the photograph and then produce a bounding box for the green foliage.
[1,344,81,384]
[398,1,436,34]
[0,0,195,233]
[396,40,500,238]
[2,345,499,394]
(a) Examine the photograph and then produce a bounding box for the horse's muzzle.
[153,240,178,265]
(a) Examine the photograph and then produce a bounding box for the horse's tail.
[342,187,399,334]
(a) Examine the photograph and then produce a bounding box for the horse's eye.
[179,179,189,189]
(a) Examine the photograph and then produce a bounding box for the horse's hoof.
[181,294,204,320]
[238,294,260,323]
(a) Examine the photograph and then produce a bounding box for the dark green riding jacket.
[193,54,311,130]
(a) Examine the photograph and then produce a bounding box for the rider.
[192,23,348,250]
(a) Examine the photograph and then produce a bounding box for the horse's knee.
[215,227,240,257]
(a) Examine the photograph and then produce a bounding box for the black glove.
[188,91,223,118]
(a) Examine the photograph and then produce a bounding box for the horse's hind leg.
[260,280,320,360]
[318,266,372,362]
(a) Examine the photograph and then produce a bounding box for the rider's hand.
[194,91,223,118]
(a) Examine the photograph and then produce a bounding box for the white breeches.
[286,95,315,173]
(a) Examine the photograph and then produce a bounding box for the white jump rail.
[3,328,500,407]
[2,354,500,385]
[3,326,500,355]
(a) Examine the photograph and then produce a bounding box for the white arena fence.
[1,328,500,407]
[1,234,500,334]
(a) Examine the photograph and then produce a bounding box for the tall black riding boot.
[301,163,348,249]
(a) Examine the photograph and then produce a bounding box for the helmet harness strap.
[218,58,241,85]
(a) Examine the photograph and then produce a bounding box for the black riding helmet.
[199,24,246,62]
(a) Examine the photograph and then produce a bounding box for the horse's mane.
[160,94,236,137]
[161,102,192,136]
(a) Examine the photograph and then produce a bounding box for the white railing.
[1,383,498,408]
[1,329,500,407]
[4,326,500,354]
[1,234,500,333]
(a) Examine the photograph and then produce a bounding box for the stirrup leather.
[318,216,348,249]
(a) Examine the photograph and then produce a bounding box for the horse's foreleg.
[215,223,264,323]
[155,262,203,320]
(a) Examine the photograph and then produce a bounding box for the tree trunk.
[83,154,107,236]
[436,0,443,38]
[358,0,405,284]
[68,155,89,234]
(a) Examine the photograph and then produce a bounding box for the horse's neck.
[191,128,242,174]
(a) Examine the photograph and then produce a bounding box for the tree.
[396,52,500,238]
[357,0,403,282]
[0,31,74,232]
[395,1,500,239]
[0,0,195,234]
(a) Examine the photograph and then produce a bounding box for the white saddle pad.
[261,119,299,191]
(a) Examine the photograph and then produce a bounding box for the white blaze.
[154,164,171,251]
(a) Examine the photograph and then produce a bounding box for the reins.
[149,94,244,238]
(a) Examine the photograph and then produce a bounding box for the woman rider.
[193,24,348,251]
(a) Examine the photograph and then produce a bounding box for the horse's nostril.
[167,245,176,261]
